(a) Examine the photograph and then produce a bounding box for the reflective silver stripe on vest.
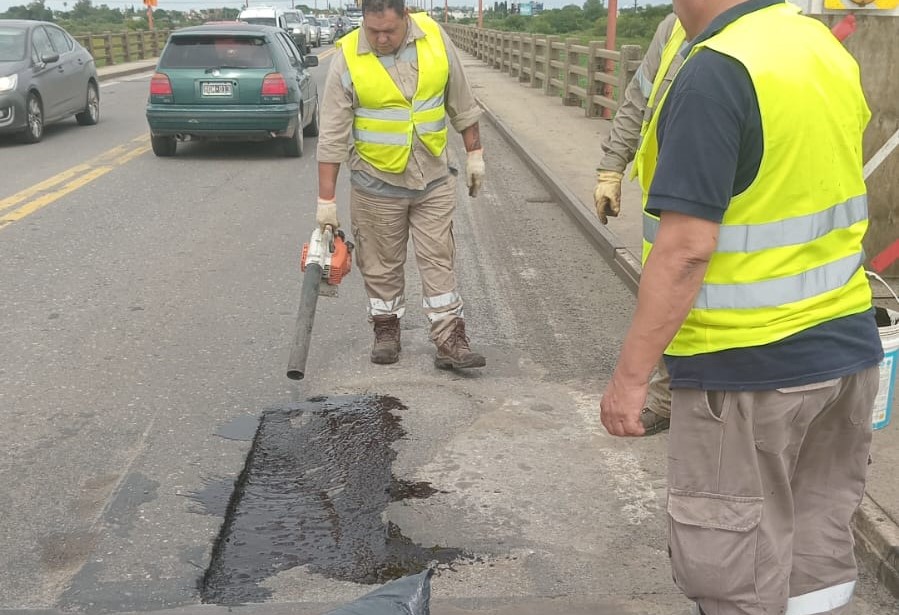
[353,128,410,146]
[356,107,411,121]
[643,196,868,253]
[415,118,447,134]
[785,580,855,615]
[694,251,864,310]
[637,66,653,99]
[414,96,445,112]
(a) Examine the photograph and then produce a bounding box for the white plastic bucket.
[868,271,899,431]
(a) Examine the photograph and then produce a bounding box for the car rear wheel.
[303,97,319,137]
[283,112,304,158]
[18,93,43,144]
[75,82,100,126]
[151,135,177,157]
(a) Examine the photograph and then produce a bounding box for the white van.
[237,6,309,53]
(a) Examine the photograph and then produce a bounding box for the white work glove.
[316,197,339,232]
[466,149,485,197]
[593,170,623,225]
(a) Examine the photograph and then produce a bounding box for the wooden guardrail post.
[617,44,643,110]
[527,34,537,86]
[544,36,559,97]
[102,32,113,66]
[122,31,131,63]
[137,30,147,60]
[562,39,579,107]
[585,41,601,117]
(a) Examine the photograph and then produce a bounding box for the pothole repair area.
[196,394,467,604]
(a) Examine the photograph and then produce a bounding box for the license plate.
[202,81,232,96]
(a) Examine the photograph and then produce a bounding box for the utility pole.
[444,0,447,23]
[478,0,483,28]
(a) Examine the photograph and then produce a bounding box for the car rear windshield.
[0,28,27,62]
[159,35,274,69]
[240,17,277,27]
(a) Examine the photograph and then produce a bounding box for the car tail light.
[150,73,173,96]
[261,73,288,97]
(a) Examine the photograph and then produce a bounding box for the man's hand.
[466,149,485,197]
[600,372,649,437]
[316,197,339,231]
[593,170,623,224]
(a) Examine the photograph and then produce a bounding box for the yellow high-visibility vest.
[634,3,872,356]
[631,19,686,182]
[339,12,449,173]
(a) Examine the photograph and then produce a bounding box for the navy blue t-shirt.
[648,0,883,390]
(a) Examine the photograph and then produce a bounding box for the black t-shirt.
[647,0,883,390]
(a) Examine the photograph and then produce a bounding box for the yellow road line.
[0,164,92,213]
[0,137,150,229]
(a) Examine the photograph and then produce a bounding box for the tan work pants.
[350,177,463,346]
[667,367,878,615]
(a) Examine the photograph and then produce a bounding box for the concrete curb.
[477,95,899,601]
[97,60,158,82]
[854,495,899,598]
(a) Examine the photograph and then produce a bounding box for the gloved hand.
[466,149,485,197]
[593,170,623,225]
[316,197,339,232]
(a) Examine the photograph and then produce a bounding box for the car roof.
[171,23,280,36]
[0,19,52,28]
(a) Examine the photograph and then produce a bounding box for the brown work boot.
[434,319,486,369]
[371,315,401,364]
[640,407,670,436]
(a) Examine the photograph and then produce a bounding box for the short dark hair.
[361,0,405,16]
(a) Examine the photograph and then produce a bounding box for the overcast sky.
[0,0,670,15]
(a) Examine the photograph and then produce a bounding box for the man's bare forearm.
[461,123,481,152]
[318,162,340,201]
[613,212,717,385]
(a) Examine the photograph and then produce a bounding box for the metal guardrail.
[73,30,171,67]
[444,24,643,119]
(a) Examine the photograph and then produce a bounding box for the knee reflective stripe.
[369,295,406,318]
[785,580,856,615]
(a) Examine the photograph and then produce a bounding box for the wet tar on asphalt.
[194,395,466,604]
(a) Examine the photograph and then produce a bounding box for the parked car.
[145,24,319,158]
[0,19,99,143]
[317,17,334,45]
[304,16,320,48]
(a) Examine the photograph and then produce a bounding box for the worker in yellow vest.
[316,0,486,369]
[593,13,686,436]
[599,1,882,613]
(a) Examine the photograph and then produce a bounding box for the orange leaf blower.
[286,225,353,380]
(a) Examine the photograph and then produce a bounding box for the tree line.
[1,0,672,47]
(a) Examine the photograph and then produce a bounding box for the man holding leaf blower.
[316,0,486,369]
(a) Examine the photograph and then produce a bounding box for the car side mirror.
[41,52,59,64]
[304,55,318,68]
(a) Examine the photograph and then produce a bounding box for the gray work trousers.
[667,367,878,615]
[350,177,463,346]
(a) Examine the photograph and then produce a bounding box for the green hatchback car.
[146,24,319,157]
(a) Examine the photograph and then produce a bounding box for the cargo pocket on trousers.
[668,489,764,601]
